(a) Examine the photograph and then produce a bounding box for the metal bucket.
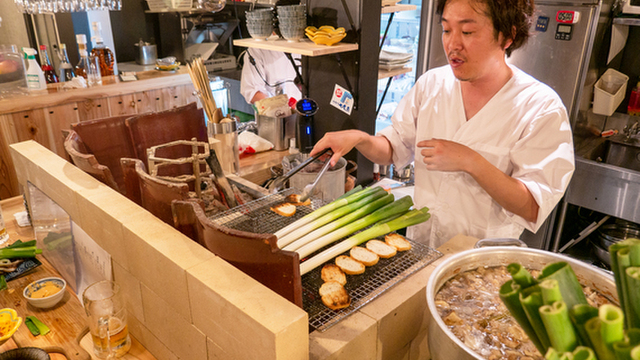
[256,113,297,151]
[425,245,618,360]
[289,157,346,203]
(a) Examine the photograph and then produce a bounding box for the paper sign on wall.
[330,84,354,115]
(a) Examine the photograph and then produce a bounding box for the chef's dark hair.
[436,0,534,57]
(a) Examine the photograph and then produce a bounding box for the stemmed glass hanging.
[13,0,121,13]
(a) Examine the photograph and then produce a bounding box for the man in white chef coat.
[310,0,575,248]
[240,48,302,104]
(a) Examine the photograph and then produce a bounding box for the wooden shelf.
[382,4,417,14]
[233,37,358,56]
[378,67,412,79]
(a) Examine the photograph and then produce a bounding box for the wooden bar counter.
[0,69,197,200]
[0,196,156,359]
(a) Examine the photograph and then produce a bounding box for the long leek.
[613,328,640,360]
[631,344,640,360]
[335,185,362,201]
[292,196,414,258]
[618,247,636,329]
[540,279,563,305]
[545,348,561,360]
[537,262,587,311]
[540,301,578,353]
[569,304,599,348]
[299,208,430,275]
[573,346,597,360]
[0,246,42,259]
[599,304,624,349]
[500,280,545,353]
[277,188,387,248]
[283,193,396,252]
[508,262,537,288]
[609,238,640,329]
[626,267,640,330]
[274,186,382,240]
[585,317,615,360]
[520,286,551,351]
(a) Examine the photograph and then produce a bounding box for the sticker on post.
[330,84,354,115]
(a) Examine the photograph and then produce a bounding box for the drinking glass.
[87,55,102,86]
[82,281,131,359]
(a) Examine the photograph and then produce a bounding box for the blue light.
[306,126,311,135]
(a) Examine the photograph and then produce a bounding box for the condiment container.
[0,44,29,98]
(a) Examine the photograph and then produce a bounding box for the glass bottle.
[90,22,115,76]
[39,44,58,83]
[75,34,88,78]
[58,43,75,82]
[75,34,102,86]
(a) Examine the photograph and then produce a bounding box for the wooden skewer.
[187,57,219,123]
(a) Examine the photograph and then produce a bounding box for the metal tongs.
[269,148,332,200]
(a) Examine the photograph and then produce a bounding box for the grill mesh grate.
[209,189,443,332]
[302,239,441,332]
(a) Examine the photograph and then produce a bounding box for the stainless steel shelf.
[613,17,640,26]
[145,1,270,13]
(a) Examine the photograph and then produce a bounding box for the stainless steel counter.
[550,111,640,252]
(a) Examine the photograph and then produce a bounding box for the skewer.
[186,57,219,123]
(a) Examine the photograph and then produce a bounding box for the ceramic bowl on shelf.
[306,26,347,46]
[23,277,66,309]
[280,26,305,41]
[0,308,22,346]
[248,26,274,40]
[276,4,306,16]
[246,11,273,21]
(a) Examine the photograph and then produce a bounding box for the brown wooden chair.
[120,158,144,206]
[125,102,206,181]
[64,130,120,192]
[70,114,137,192]
[127,158,190,225]
[172,199,302,307]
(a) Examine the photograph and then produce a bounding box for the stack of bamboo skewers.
[186,56,223,123]
[186,56,239,208]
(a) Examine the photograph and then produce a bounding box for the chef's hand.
[310,130,367,167]
[417,139,480,172]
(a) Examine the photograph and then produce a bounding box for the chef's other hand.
[311,130,368,167]
[417,139,480,173]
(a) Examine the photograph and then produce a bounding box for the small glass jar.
[0,44,29,99]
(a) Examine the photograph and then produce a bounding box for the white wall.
[0,0,30,50]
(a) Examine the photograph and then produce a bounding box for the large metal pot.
[288,156,346,202]
[425,245,618,360]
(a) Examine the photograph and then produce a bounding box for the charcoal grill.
[209,188,443,332]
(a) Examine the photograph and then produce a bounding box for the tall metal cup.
[209,120,240,174]
[82,281,131,358]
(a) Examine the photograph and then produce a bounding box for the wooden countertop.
[238,149,291,185]
[0,196,155,360]
[0,69,192,114]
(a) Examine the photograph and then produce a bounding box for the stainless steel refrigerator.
[417,0,611,249]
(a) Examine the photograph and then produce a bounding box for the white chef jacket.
[240,48,302,104]
[378,65,575,248]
